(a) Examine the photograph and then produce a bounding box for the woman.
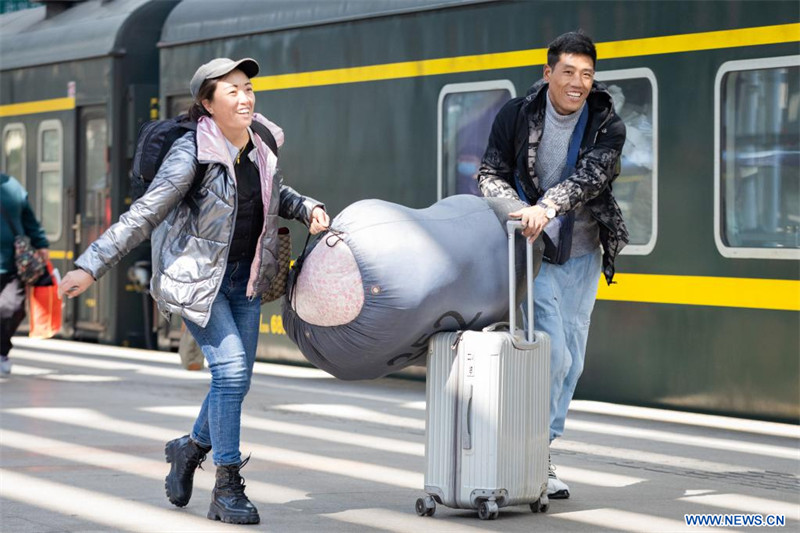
[59,58,330,525]
[0,173,50,376]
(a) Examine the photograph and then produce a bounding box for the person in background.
[476,31,628,500]
[0,173,49,376]
[59,57,330,525]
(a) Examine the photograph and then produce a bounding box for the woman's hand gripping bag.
[282,194,542,380]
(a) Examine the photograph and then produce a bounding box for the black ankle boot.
[164,435,211,507]
[207,457,260,524]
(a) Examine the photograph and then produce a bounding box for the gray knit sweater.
[534,95,600,258]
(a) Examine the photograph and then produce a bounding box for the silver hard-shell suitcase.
[416,220,550,520]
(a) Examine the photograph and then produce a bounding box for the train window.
[37,120,63,241]
[715,56,800,260]
[2,124,26,187]
[438,81,516,199]
[595,69,658,255]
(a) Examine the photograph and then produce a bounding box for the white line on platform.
[271,403,425,431]
[555,465,645,488]
[42,374,121,382]
[145,405,425,457]
[250,379,425,408]
[0,428,309,505]
[0,468,241,533]
[13,337,332,379]
[553,439,753,473]
[0,363,53,376]
[552,508,737,533]
[565,419,800,460]
[570,400,800,439]
[6,407,423,490]
[399,401,426,410]
[9,348,209,381]
[678,493,800,521]
[11,339,428,408]
[322,508,494,533]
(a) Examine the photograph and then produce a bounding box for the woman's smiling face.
[203,69,255,132]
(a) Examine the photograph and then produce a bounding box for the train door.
[71,106,110,337]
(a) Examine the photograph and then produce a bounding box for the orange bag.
[28,261,62,339]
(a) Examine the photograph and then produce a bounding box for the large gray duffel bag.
[282,194,543,380]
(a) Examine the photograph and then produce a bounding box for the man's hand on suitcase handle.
[509,205,550,243]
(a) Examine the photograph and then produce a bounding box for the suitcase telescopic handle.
[506,220,534,343]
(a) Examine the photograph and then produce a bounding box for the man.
[476,31,628,499]
[0,173,50,376]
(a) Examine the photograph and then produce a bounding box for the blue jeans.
[184,259,261,466]
[532,249,602,443]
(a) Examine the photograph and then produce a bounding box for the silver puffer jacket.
[75,114,321,327]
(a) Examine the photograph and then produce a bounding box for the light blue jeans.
[531,248,602,443]
[185,259,261,466]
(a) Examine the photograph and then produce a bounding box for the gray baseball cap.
[190,57,260,99]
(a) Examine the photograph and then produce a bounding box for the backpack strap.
[177,114,278,157]
[513,101,532,203]
[250,120,279,158]
[513,102,528,168]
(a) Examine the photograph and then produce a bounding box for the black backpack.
[129,114,279,201]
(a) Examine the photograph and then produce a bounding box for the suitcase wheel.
[530,495,549,513]
[415,496,436,517]
[478,500,499,520]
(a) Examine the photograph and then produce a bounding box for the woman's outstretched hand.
[309,206,330,235]
[58,269,95,299]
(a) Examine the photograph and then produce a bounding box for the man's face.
[544,53,595,115]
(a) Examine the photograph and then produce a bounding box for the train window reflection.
[595,69,658,255]
[2,124,25,187]
[438,81,515,199]
[37,120,62,241]
[718,58,799,258]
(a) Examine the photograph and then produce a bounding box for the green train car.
[1,0,798,422]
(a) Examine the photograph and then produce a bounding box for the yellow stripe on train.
[252,22,800,91]
[0,97,75,118]
[2,24,797,112]
[598,274,800,312]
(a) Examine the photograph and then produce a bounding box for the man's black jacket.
[477,79,629,285]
